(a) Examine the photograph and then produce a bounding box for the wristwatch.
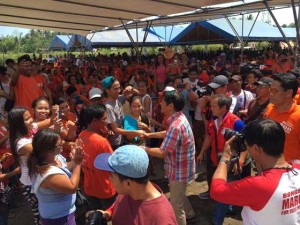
[219,158,230,164]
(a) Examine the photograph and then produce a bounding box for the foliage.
[0,29,60,54]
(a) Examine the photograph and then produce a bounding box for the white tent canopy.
[0,0,239,35]
[113,0,299,30]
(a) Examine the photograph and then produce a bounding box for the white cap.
[163,86,176,92]
[89,87,102,100]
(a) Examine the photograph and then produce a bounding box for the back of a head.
[244,119,285,157]
[84,103,106,126]
[8,107,28,137]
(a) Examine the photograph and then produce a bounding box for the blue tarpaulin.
[144,18,296,45]
[49,34,92,51]
[68,34,93,51]
[49,35,70,50]
[87,28,167,47]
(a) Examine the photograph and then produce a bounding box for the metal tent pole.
[225,16,243,64]
[120,19,139,59]
[168,25,174,46]
[140,21,152,57]
[264,0,295,54]
[241,14,244,64]
[245,12,260,43]
[136,22,139,60]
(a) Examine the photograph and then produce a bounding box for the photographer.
[211,119,300,225]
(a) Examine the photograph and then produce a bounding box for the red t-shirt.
[107,184,177,225]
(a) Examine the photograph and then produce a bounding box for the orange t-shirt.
[264,103,300,162]
[14,75,41,115]
[294,94,300,105]
[79,130,116,199]
[273,62,293,73]
[34,74,47,96]
[264,58,276,67]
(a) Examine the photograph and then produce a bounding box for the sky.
[0,7,297,38]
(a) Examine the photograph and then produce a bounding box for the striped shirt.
[161,111,196,182]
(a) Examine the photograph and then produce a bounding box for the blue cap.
[101,76,115,90]
[94,145,149,178]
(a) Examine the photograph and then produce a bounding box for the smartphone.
[57,110,62,119]
[177,83,186,89]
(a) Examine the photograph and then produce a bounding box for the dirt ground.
[8,158,242,225]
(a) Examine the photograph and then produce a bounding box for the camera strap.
[242,90,247,110]
[213,124,220,163]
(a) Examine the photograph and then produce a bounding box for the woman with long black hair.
[8,107,56,225]
[28,129,83,225]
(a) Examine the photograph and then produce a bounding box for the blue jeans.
[212,202,230,225]
[0,203,9,225]
[212,172,238,225]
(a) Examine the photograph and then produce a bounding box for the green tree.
[288,23,295,28]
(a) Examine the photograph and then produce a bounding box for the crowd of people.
[0,46,299,225]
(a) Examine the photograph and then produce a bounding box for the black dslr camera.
[86,211,107,225]
[224,128,247,154]
[193,85,213,98]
